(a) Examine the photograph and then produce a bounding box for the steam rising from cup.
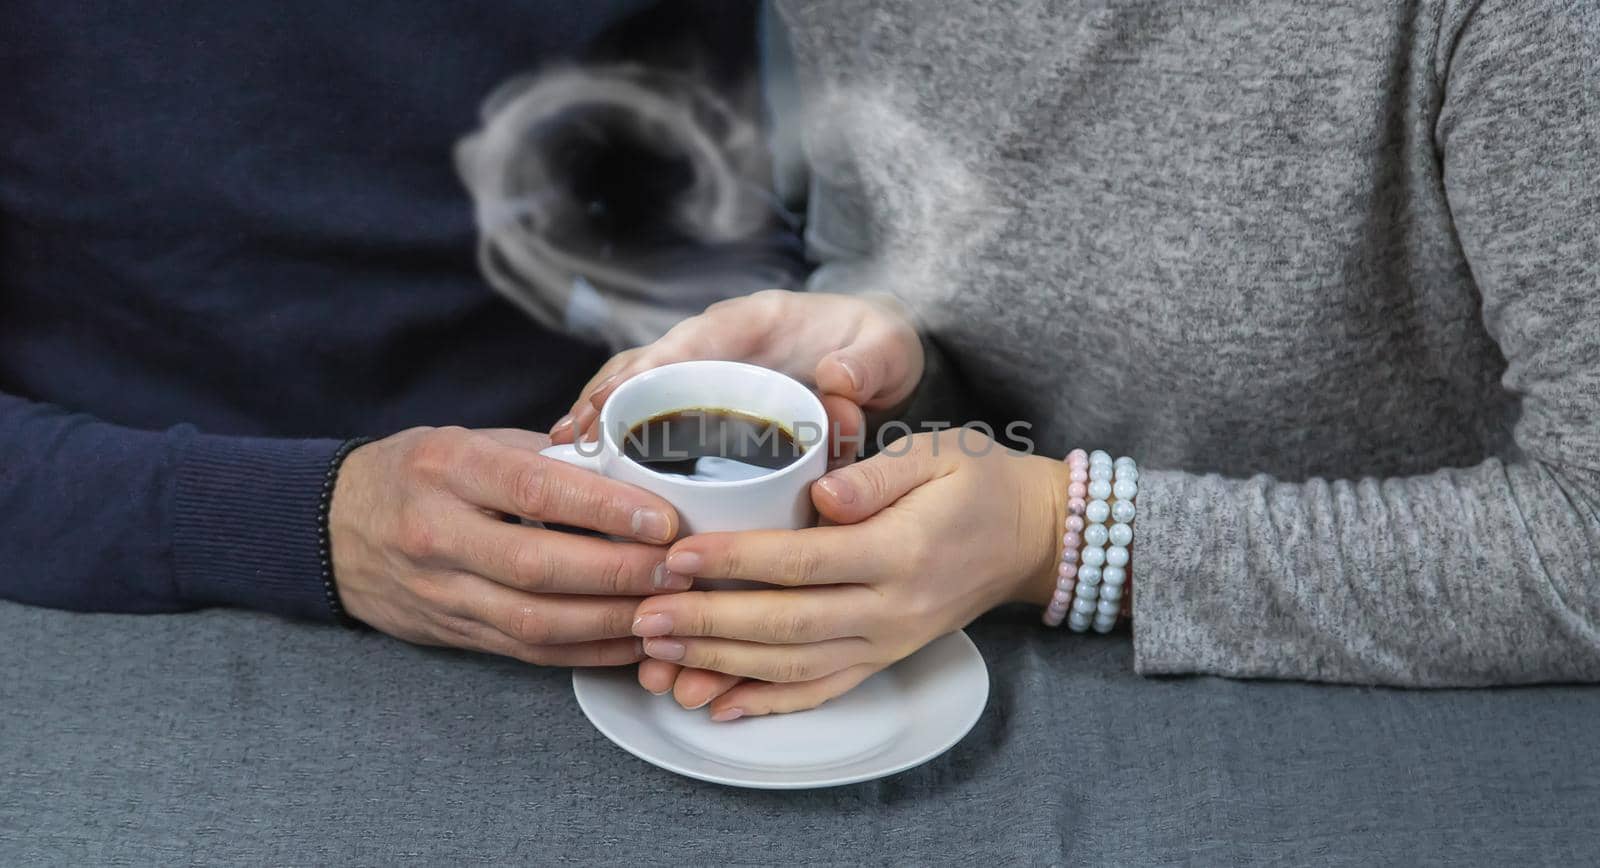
[456,51,1002,353]
[456,65,803,351]
[791,86,1003,335]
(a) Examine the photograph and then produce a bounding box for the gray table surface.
[2,600,1598,866]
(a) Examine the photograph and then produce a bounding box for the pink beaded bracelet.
[1042,449,1090,627]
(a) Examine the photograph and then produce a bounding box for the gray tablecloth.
[2,600,1597,866]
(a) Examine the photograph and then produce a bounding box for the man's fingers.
[631,587,873,644]
[444,571,643,642]
[447,518,686,596]
[514,637,644,668]
[442,616,645,667]
[663,526,895,586]
[444,434,679,542]
[474,428,553,453]
[706,664,881,721]
[639,635,871,683]
[810,437,945,525]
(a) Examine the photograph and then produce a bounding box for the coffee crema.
[622,408,804,480]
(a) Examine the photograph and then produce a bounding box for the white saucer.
[572,631,989,789]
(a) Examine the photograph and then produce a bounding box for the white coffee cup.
[539,360,829,535]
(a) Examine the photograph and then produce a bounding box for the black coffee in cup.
[623,408,803,480]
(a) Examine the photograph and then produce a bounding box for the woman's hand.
[629,428,1066,720]
[548,289,924,460]
[549,288,926,705]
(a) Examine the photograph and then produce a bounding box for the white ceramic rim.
[595,360,829,489]
[571,630,990,790]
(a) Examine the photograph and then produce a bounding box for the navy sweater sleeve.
[0,1,782,620]
[0,391,344,621]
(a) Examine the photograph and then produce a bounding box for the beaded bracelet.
[1043,449,1091,626]
[1096,456,1138,632]
[319,436,374,627]
[1043,448,1137,632]
[1071,450,1112,632]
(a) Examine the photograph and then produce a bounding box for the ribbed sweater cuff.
[172,433,347,622]
[1129,468,1245,679]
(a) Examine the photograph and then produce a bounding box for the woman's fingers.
[555,291,925,448]
[638,662,743,710]
[706,664,881,721]
[636,658,682,695]
[813,332,921,411]
[568,353,681,444]
[810,437,946,525]
[671,668,743,710]
[820,393,866,468]
[640,635,872,683]
[665,526,896,586]
[631,587,873,644]
[812,297,923,407]
[561,295,788,442]
[552,353,637,444]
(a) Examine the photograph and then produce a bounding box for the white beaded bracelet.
[1092,456,1138,632]
[1072,451,1116,632]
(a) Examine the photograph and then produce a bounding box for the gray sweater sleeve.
[1134,0,1600,685]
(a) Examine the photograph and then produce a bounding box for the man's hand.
[329,426,686,666]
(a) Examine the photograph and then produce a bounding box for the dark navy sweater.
[0,1,784,621]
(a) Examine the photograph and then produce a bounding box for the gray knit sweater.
[774,0,1599,685]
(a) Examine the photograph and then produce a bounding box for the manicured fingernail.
[665,550,703,575]
[573,407,600,443]
[816,475,856,505]
[589,375,619,405]
[550,414,573,435]
[710,707,744,722]
[643,638,685,661]
[632,612,674,637]
[835,355,864,393]
[650,563,691,591]
[649,686,672,696]
[632,508,671,543]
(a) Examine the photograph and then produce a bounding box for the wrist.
[321,437,374,626]
[328,441,375,556]
[1009,454,1071,607]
